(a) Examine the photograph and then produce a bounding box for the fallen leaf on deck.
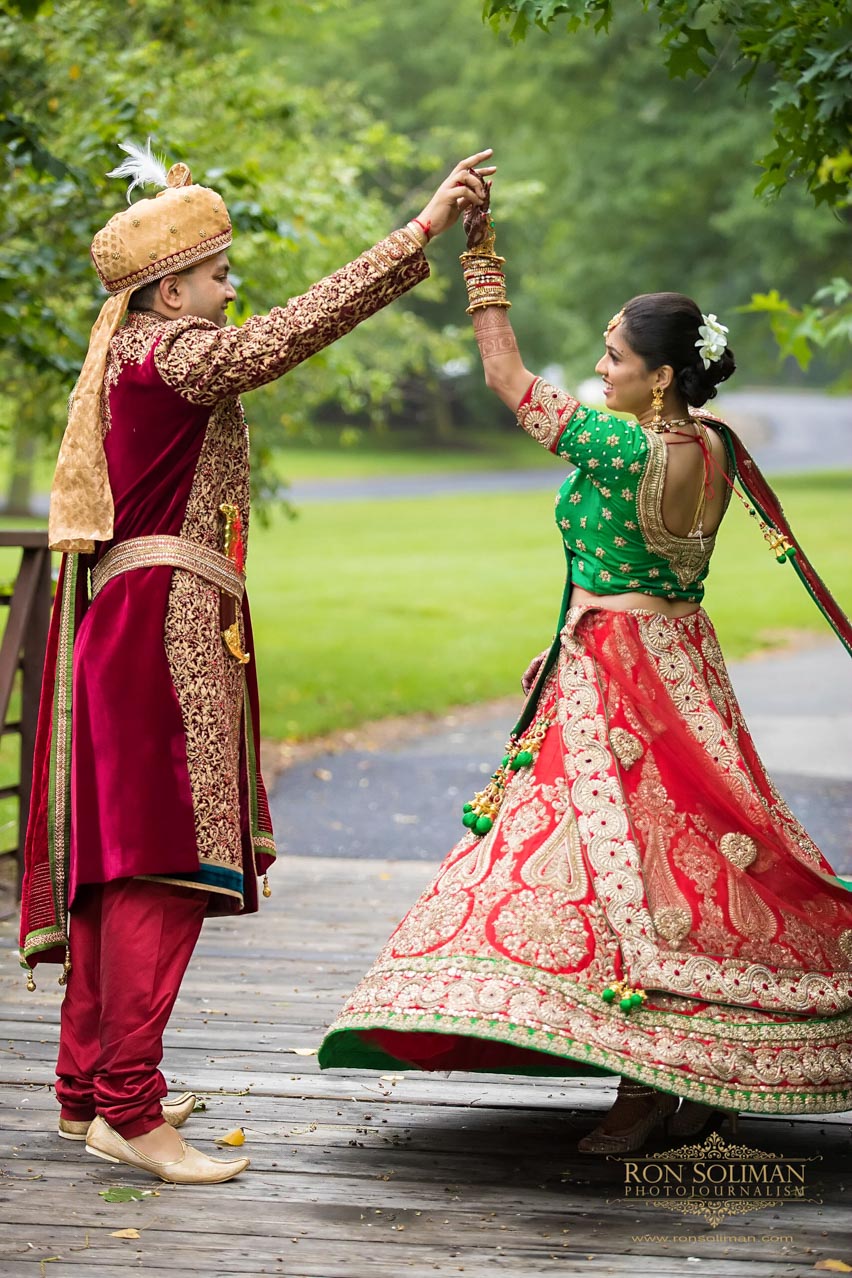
[313,768,332,781]
[193,1100,208,1112]
[290,1047,318,1057]
[815,1264,852,1273]
[110,1228,141,1240]
[215,1127,245,1146]
[98,1187,157,1202]
[379,1075,405,1084]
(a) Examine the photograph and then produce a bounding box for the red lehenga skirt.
[318,607,852,1114]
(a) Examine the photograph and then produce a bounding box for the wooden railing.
[0,532,52,888]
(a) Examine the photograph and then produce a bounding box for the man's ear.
[157,274,184,313]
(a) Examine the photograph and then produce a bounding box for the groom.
[19,144,494,1184]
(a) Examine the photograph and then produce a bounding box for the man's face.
[179,251,237,327]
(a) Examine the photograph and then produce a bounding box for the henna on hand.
[473,306,519,360]
[462,180,492,249]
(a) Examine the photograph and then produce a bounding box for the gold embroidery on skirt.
[727,873,777,944]
[653,906,692,948]
[609,726,644,769]
[720,832,758,870]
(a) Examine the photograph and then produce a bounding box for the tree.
[0,0,470,507]
[482,0,852,374]
[282,0,846,385]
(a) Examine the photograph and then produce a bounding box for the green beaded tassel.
[461,715,552,838]
[601,980,647,1014]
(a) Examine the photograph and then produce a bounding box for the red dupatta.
[696,410,852,660]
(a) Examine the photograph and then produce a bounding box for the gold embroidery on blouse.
[636,432,731,589]
[517,377,579,450]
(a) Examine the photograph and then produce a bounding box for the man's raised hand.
[413,150,495,242]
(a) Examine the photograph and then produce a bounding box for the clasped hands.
[413,149,495,244]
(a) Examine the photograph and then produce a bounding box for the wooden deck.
[1,854,849,1277]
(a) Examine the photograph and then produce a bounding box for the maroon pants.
[55,877,207,1138]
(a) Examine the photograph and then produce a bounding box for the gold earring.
[650,385,665,431]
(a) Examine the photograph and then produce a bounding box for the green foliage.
[292,0,844,386]
[1,0,847,511]
[483,1,852,206]
[0,0,468,484]
[742,279,852,381]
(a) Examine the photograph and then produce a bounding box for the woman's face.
[594,321,660,417]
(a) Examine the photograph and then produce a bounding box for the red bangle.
[411,216,432,242]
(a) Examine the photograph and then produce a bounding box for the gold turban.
[49,155,232,552]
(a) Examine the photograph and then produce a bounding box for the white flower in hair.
[695,313,729,369]
[107,138,169,203]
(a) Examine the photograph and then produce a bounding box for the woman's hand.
[413,151,495,242]
[521,648,550,695]
[462,182,492,249]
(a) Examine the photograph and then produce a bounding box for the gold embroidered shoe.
[85,1116,249,1184]
[577,1082,678,1155]
[58,1091,198,1141]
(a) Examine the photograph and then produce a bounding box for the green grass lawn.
[0,471,849,745]
[249,470,852,740]
[273,429,565,479]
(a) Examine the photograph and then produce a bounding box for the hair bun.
[676,347,736,406]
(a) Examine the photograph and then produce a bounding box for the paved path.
[270,641,852,874]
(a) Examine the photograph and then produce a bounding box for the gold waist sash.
[90,535,245,602]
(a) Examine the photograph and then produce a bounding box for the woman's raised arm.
[471,306,536,410]
[461,195,535,410]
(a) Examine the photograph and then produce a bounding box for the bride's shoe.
[667,1099,739,1140]
[577,1081,678,1155]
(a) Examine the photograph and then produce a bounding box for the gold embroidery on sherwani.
[102,312,166,434]
[152,231,428,406]
[720,832,758,870]
[517,377,579,450]
[838,930,852,965]
[165,391,252,888]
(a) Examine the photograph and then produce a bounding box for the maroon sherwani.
[20,228,429,1133]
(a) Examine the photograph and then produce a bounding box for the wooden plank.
[1,854,849,1276]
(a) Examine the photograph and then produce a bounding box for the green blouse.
[517,376,733,603]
